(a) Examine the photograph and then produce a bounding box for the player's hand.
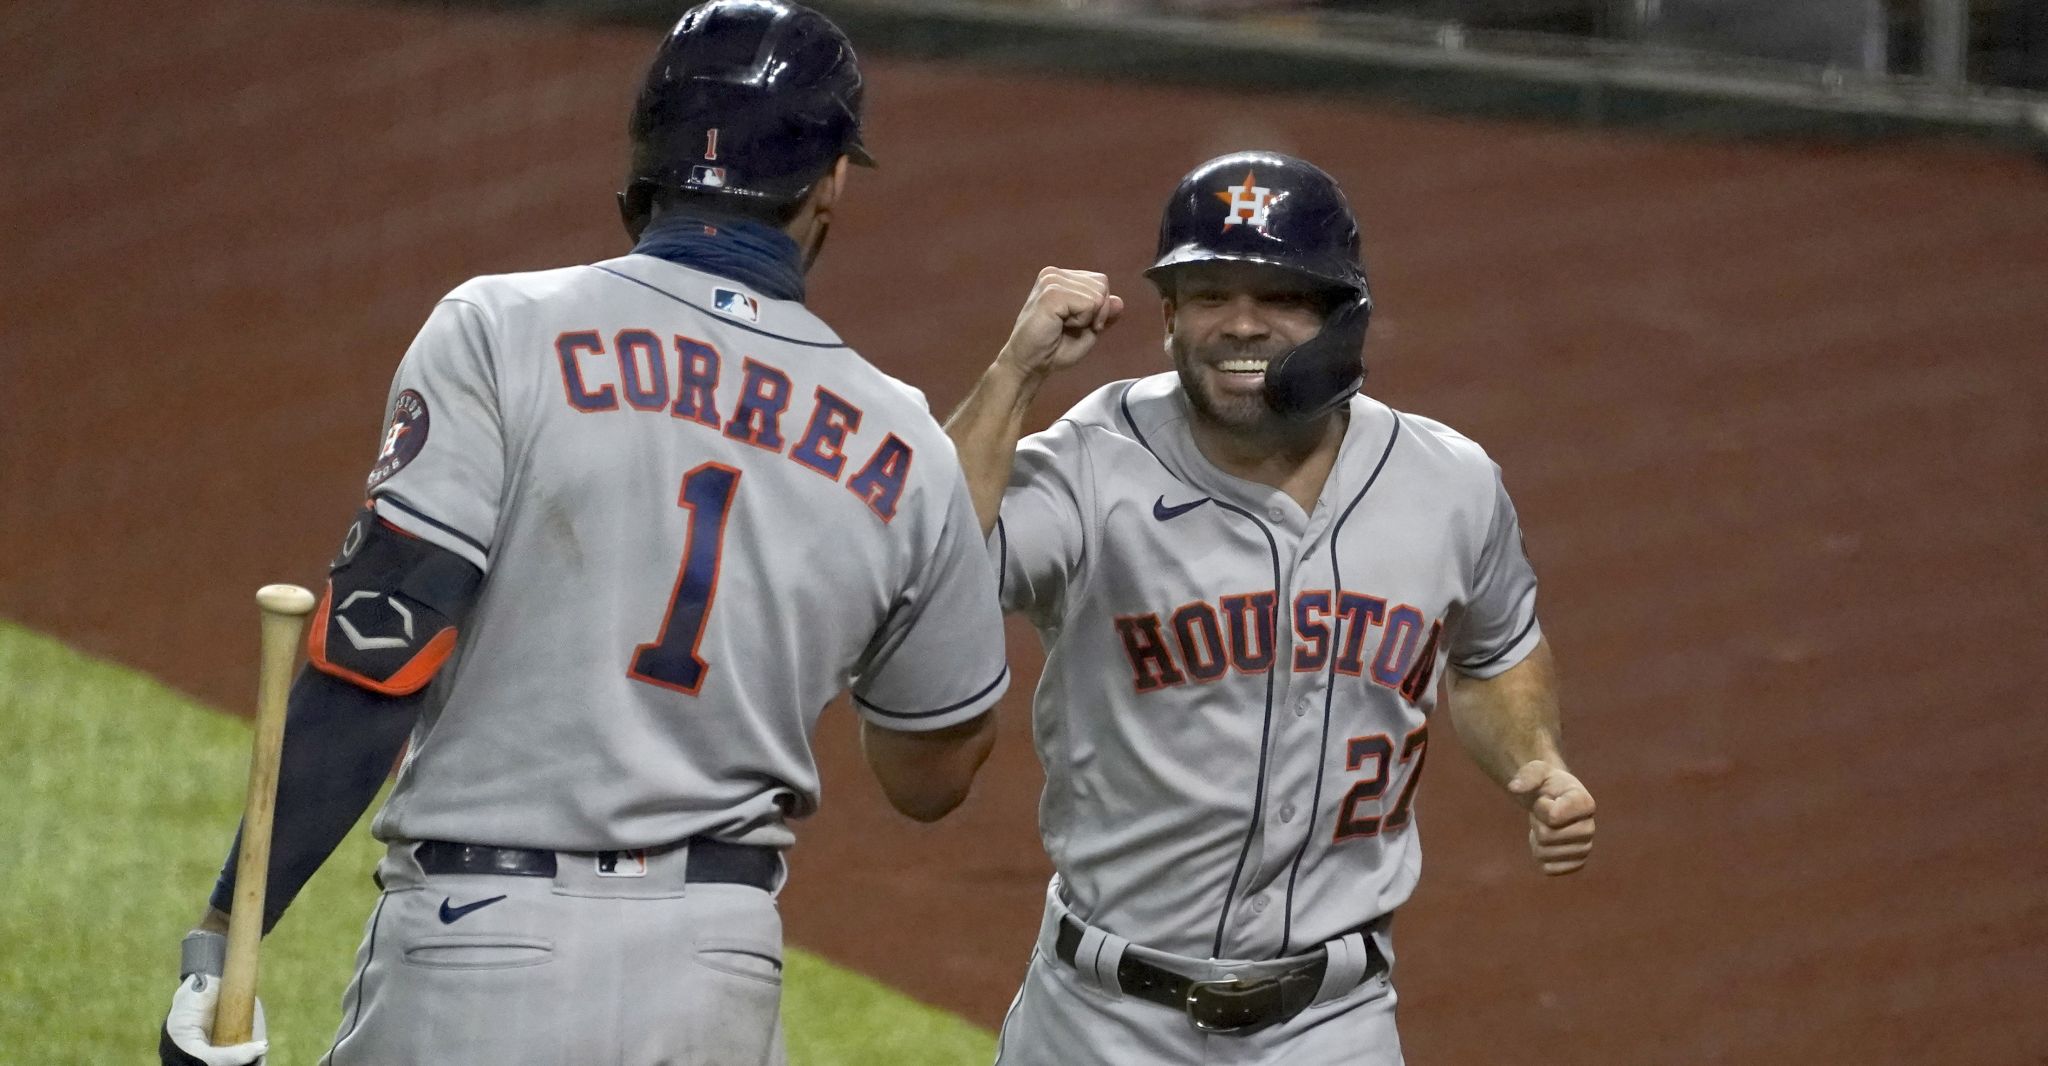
[996,267,1123,379]
[1506,760,1595,876]
[160,974,268,1066]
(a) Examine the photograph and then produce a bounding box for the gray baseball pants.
[320,840,786,1066]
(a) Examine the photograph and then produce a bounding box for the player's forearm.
[944,360,1051,537]
[1447,638,1566,789]
[859,712,999,822]
[204,667,421,934]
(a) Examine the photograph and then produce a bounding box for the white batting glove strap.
[167,974,269,1066]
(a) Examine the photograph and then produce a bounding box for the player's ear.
[811,155,853,219]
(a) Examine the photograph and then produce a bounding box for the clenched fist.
[997,267,1123,379]
[1507,760,1596,876]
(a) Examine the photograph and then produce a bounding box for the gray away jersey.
[358,254,1009,852]
[997,373,1540,960]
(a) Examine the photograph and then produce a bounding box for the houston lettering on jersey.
[552,329,911,522]
[1115,588,1443,700]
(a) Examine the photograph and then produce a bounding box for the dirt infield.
[5,1,2044,1061]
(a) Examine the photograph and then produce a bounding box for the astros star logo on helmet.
[1215,171,1275,231]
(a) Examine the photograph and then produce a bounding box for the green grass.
[0,621,996,1065]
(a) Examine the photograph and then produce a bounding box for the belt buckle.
[1184,974,1284,1036]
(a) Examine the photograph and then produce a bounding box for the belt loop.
[378,841,428,891]
[1313,932,1370,1005]
[1072,925,1130,1000]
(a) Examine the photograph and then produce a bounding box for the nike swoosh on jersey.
[1152,495,1212,521]
[438,894,509,924]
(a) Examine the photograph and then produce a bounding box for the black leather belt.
[1053,915,1388,1036]
[412,838,779,890]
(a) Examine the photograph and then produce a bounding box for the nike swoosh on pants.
[438,894,509,924]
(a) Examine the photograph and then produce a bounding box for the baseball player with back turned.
[947,151,1598,1064]
[157,4,1010,1064]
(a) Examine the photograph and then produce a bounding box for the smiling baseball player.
[157,5,1009,1065]
[947,151,1597,1064]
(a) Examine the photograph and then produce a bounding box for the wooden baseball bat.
[213,583,318,1045]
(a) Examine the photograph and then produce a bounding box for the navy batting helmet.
[619,0,874,236]
[1145,151,1372,418]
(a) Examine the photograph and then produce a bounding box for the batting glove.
[160,973,268,1066]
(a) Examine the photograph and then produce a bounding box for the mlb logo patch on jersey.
[595,849,648,878]
[713,288,760,322]
[689,165,727,189]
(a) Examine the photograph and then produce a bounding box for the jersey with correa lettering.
[355,254,1009,852]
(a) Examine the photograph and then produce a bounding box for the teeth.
[1218,360,1268,373]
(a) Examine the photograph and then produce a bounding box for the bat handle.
[213,584,317,1045]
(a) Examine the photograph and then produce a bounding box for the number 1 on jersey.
[629,463,741,695]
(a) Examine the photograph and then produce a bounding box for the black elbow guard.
[307,507,484,695]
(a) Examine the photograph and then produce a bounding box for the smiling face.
[1163,261,1334,431]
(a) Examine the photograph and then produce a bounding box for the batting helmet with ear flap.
[1145,151,1372,418]
[620,0,875,237]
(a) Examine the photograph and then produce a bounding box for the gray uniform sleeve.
[850,468,1011,732]
[365,297,503,571]
[1449,466,1542,678]
[992,419,1088,626]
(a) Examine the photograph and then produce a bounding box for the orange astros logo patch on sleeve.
[366,389,429,489]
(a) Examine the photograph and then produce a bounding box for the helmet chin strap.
[1261,295,1371,418]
